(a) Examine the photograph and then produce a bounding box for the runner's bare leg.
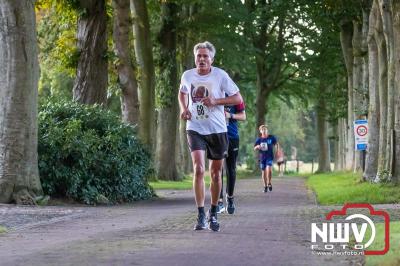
[209,159,223,206]
[262,168,268,187]
[267,166,272,185]
[191,150,205,207]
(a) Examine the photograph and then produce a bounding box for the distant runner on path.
[178,41,242,232]
[276,148,285,177]
[254,125,280,192]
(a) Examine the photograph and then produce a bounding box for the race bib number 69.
[191,102,209,120]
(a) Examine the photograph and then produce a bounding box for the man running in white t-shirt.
[178,41,241,232]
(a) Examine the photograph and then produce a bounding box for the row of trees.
[0,0,159,203]
[1,0,323,203]
[35,0,322,177]
[322,0,400,182]
[363,0,400,182]
[3,0,398,203]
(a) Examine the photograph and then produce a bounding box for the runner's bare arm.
[178,91,191,120]
[202,92,242,108]
[226,110,246,121]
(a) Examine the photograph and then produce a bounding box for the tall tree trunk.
[364,0,381,181]
[72,0,108,105]
[362,1,371,116]
[375,7,389,181]
[340,19,355,171]
[253,0,270,132]
[392,0,400,182]
[130,0,156,149]
[254,76,269,170]
[0,0,43,204]
[177,8,195,174]
[336,74,348,171]
[112,0,139,124]
[246,0,285,144]
[359,4,371,174]
[338,118,347,170]
[353,20,365,171]
[316,83,331,172]
[332,121,339,171]
[155,2,180,180]
[378,0,395,176]
[255,75,269,129]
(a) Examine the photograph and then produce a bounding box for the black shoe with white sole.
[208,211,220,232]
[226,196,235,214]
[194,212,207,230]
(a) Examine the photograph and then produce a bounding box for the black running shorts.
[187,130,228,160]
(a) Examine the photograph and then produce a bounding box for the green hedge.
[38,99,154,204]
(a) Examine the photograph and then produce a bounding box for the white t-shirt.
[179,67,239,135]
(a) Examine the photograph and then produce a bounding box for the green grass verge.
[0,225,7,234]
[365,221,400,266]
[285,172,309,178]
[149,168,256,190]
[307,171,400,205]
[149,175,197,190]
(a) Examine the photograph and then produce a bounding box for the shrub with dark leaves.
[38,99,154,204]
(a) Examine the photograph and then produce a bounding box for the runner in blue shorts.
[254,125,280,193]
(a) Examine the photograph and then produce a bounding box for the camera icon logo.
[311,203,390,255]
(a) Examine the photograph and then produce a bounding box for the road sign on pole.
[354,120,368,151]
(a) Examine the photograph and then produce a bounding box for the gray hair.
[193,41,216,59]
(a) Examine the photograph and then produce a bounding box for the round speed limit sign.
[356,125,368,137]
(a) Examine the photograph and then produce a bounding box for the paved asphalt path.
[0,177,364,266]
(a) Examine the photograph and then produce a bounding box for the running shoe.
[226,196,235,214]
[208,211,220,232]
[193,212,207,230]
[268,185,272,192]
[216,201,225,214]
[264,186,268,193]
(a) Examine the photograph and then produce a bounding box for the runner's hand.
[180,109,191,120]
[201,96,217,108]
[254,145,260,151]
